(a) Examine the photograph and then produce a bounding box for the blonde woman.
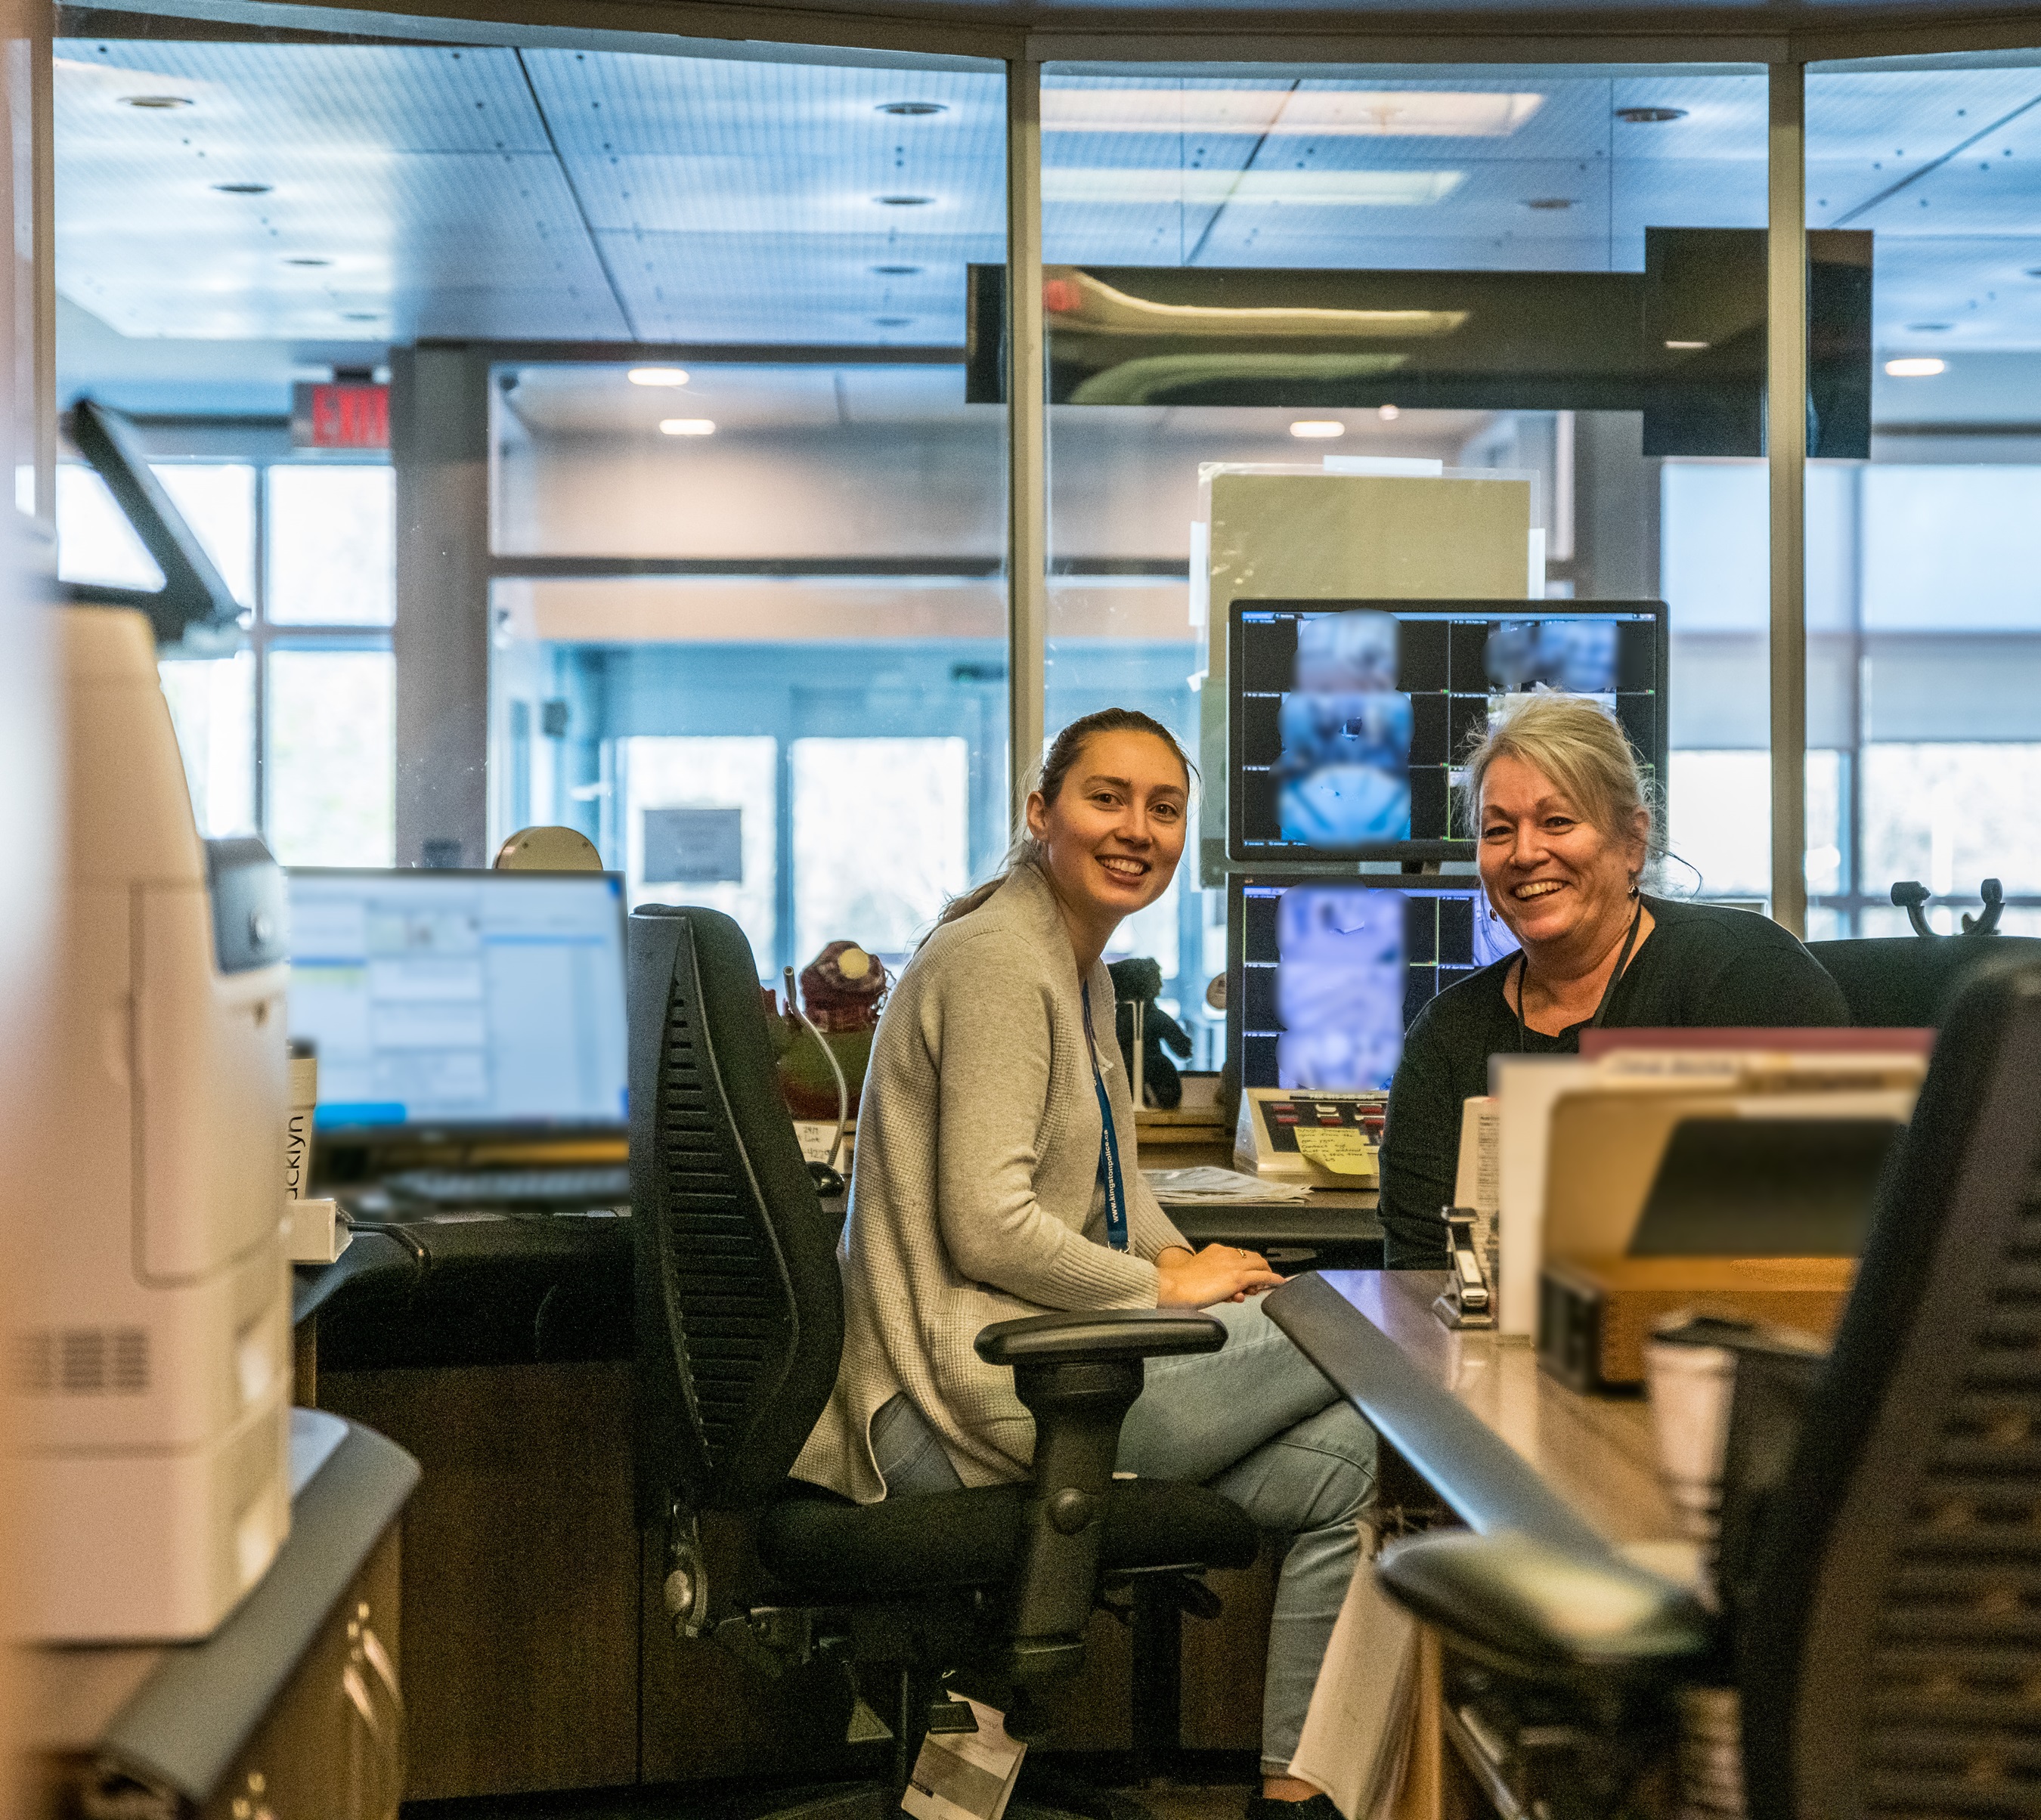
[1379,695,1849,1269]
[798,707,1373,1820]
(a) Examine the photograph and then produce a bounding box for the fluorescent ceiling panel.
[1040,89,1544,139]
[1042,168,1463,206]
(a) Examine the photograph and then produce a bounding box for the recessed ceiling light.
[1906,322,1952,333]
[1615,106,1687,124]
[1289,421,1346,439]
[660,418,715,436]
[1885,358,1946,377]
[213,182,271,195]
[875,194,934,207]
[1042,89,1544,138]
[120,94,191,109]
[873,317,913,327]
[1525,197,1574,211]
[628,367,689,386]
[1378,404,1401,421]
[1665,339,1709,350]
[872,264,923,276]
[285,257,331,267]
[878,101,947,116]
[1043,169,1463,206]
[2026,267,2041,279]
[342,311,381,322]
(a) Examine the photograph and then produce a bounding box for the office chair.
[1807,930,2041,1027]
[1373,957,2041,1818]
[628,905,1259,1800]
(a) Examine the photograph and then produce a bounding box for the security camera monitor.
[1227,599,1668,862]
[1228,875,1520,1093]
[286,868,628,1138]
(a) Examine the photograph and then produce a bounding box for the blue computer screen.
[1233,878,1519,1092]
[287,869,629,1133]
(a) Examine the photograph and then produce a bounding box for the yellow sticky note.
[1293,1128,1377,1178]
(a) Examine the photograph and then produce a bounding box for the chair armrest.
[1377,1529,1716,1690]
[974,1308,1225,1367]
[973,1311,1228,1685]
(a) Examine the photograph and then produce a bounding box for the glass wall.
[54,453,395,862]
[486,51,1008,981]
[1040,65,1772,1060]
[1800,55,2041,935]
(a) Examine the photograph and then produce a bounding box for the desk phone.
[1234,1088,1386,1187]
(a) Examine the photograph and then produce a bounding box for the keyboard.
[383,1165,631,1210]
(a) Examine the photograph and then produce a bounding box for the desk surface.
[1268,1270,1680,1552]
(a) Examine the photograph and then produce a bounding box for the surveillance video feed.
[1233,602,1661,857]
[1237,882,1519,1091]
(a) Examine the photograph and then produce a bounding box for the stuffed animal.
[1107,956,1194,1110]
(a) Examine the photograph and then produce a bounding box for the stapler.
[1434,1208,1495,1329]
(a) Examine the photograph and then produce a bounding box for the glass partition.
[1039,64,1775,1062]
[1806,54,2041,935]
[486,51,1007,982]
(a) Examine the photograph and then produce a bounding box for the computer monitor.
[1227,598,1668,862]
[1228,874,1519,1092]
[287,868,630,1138]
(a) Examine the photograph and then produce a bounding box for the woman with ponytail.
[795,708,1374,1819]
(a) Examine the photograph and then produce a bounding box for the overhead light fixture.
[342,311,382,322]
[1042,168,1463,206]
[1378,404,1401,421]
[120,94,191,109]
[285,256,331,267]
[1524,197,1575,211]
[875,194,934,206]
[1906,322,1952,333]
[628,367,689,386]
[1289,420,1346,439]
[1042,88,1543,138]
[872,264,923,276]
[878,101,947,116]
[212,181,271,195]
[660,418,715,436]
[1665,339,1708,350]
[873,316,913,327]
[1615,106,1687,124]
[1885,358,1945,377]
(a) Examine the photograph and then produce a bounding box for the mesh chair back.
[628,905,844,1517]
[1742,960,2041,1818]
[1807,934,2041,1028]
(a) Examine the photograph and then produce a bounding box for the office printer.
[13,609,292,1640]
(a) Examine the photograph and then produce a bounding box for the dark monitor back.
[1627,1116,1904,1258]
[1228,598,1668,864]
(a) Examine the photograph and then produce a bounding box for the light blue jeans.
[872,1297,1377,1775]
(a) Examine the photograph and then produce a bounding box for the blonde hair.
[1462,694,1657,859]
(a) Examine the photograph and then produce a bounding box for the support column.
[1005,57,1046,813]
[391,342,491,868]
[1767,64,1809,936]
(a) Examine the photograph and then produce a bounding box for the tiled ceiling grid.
[50,42,2041,353]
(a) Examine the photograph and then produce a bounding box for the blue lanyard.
[1079,979,1130,1253]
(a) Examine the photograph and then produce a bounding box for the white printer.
[14,608,292,1640]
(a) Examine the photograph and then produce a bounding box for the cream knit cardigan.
[792,862,1191,1503]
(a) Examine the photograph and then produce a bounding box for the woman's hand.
[1154,1243,1285,1308]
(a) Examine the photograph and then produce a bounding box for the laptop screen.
[287,869,629,1136]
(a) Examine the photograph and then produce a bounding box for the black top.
[1378,895,1851,1269]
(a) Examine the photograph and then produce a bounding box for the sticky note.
[1293,1128,1377,1178]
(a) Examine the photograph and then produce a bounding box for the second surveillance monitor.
[1228,599,1668,863]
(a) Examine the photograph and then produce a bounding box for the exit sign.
[293,382,389,450]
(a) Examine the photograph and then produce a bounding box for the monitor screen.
[287,869,630,1135]
[1230,877,1519,1092]
[1227,598,1668,862]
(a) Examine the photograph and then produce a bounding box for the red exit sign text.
[293,382,389,450]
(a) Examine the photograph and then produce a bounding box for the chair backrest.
[628,905,844,1518]
[1741,959,2041,1818]
[1807,933,2041,1027]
